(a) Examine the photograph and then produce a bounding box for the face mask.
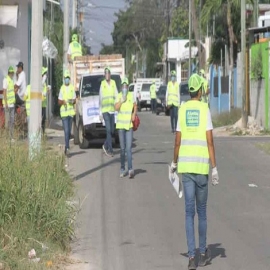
[65,78,70,85]
[122,86,128,97]
[42,74,47,84]
[171,76,176,82]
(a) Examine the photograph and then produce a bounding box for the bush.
[212,108,241,128]
[0,141,75,269]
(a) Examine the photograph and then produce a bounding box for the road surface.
[65,112,270,270]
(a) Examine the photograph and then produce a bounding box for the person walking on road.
[150,80,157,114]
[3,66,15,141]
[14,61,26,106]
[166,70,180,133]
[170,73,219,270]
[115,78,137,179]
[99,67,118,157]
[58,70,76,156]
[199,69,210,105]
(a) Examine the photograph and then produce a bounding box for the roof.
[248,26,270,33]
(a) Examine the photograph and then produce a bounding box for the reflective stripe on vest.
[116,92,133,130]
[101,80,116,113]
[177,101,209,175]
[167,81,179,106]
[150,84,156,99]
[25,85,31,117]
[60,85,75,118]
[3,76,15,106]
[42,84,47,107]
[70,41,82,60]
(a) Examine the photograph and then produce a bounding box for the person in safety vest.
[199,69,210,105]
[41,67,50,135]
[115,78,137,179]
[24,84,31,126]
[58,70,76,156]
[166,70,180,133]
[99,66,118,157]
[150,80,157,114]
[67,34,82,63]
[3,66,15,141]
[170,74,219,270]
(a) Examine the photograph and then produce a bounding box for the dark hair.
[190,89,200,98]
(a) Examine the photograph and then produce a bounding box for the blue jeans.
[170,105,178,132]
[182,173,208,258]
[118,128,133,171]
[62,116,73,151]
[103,112,115,154]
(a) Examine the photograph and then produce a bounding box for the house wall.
[0,0,30,89]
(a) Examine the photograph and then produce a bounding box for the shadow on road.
[69,151,86,157]
[144,162,168,165]
[134,169,147,175]
[74,148,144,181]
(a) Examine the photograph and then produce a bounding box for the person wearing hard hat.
[170,74,219,270]
[115,78,137,178]
[58,70,76,156]
[166,70,180,133]
[41,67,50,135]
[199,69,210,105]
[3,66,15,141]
[67,34,82,63]
[150,80,157,114]
[99,66,118,157]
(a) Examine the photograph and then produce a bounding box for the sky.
[81,0,127,54]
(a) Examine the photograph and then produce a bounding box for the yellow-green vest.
[60,84,75,118]
[116,92,134,130]
[201,78,209,103]
[167,81,179,106]
[3,76,15,106]
[150,84,157,99]
[25,85,31,117]
[177,100,209,175]
[100,79,117,113]
[42,84,47,108]
[70,41,82,60]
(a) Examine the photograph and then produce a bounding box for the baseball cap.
[16,61,24,68]
[104,66,111,73]
[121,77,129,85]
[64,70,70,78]
[188,74,203,92]
[42,67,48,76]
[8,66,15,73]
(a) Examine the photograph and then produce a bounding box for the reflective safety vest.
[150,84,157,99]
[25,85,31,117]
[70,41,82,60]
[60,84,75,118]
[177,100,209,175]
[100,79,117,113]
[201,78,209,103]
[3,76,15,106]
[116,92,134,130]
[42,84,47,108]
[167,81,179,106]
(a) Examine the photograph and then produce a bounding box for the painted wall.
[0,0,30,89]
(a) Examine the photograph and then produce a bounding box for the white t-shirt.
[16,71,26,100]
[67,43,72,55]
[3,77,14,108]
[176,108,213,131]
[58,85,76,100]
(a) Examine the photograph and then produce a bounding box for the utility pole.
[72,0,78,29]
[188,0,192,77]
[29,0,43,158]
[241,0,247,128]
[63,0,69,71]
[253,0,258,27]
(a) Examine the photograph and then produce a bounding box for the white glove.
[212,167,219,186]
[121,95,127,103]
[99,114,103,122]
[170,161,177,173]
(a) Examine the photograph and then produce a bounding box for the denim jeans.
[118,128,133,171]
[5,107,15,139]
[151,99,156,113]
[182,173,208,258]
[170,105,178,132]
[62,116,73,151]
[42,107,46,134]
[103,112,115,154]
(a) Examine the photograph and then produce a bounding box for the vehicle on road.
[179,81,190,105]
[73,55,125,149]
[156,85,169,116]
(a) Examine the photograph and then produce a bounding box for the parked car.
[156,85,169,116]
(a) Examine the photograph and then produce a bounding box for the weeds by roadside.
[212,108,241,128]
[0,139,75,269]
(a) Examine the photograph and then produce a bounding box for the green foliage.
[100,43,116,55]
[170,6,189,39]
[0,141,75,269]
[251,46,263,80]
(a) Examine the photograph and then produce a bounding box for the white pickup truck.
[72,55,125,149]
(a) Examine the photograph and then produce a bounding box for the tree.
[99,43,115,55]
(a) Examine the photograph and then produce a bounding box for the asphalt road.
[65,111,270,270]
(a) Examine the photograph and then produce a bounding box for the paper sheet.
[168,165,183,198]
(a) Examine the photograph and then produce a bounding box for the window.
[141,83,151,92]
[180,83,189,95]
[129,84,134,92]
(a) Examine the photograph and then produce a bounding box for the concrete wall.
[0,0,30,89]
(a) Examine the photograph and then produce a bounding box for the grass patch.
[0,139,75,269]
[256,142,270,155]
[259,129,270,135]
[212,108,241,128]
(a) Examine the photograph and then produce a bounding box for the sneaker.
[65,148,70,157]
[102,144,109,156]
[188,257,196,270]
[198,248,211,267]
[128,170,134,179]
[120,170,126,178]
